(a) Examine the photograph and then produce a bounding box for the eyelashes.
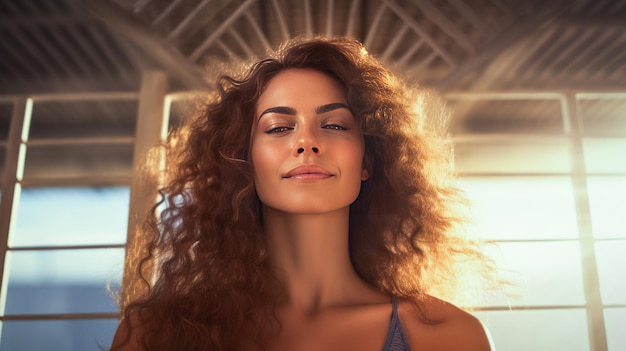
[264,124,348,134]
[322,124,348,131]
[265,126,293,134]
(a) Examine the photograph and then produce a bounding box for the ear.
[361,152,373,181]
[361,168,370,181]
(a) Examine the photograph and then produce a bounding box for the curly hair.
[112,36,493,351]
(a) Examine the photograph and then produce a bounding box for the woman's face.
[251,69,367,215]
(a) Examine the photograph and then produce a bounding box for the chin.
[262,200,354,216]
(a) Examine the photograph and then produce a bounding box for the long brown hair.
[113,36,492,350]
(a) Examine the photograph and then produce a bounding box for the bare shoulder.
[397,296,494,351]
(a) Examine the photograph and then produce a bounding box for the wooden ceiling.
[2,0,625,94]
[0,0,625,145]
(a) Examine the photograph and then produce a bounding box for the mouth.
[283,165,334,180]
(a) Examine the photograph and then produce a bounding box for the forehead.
[256,69,347,111]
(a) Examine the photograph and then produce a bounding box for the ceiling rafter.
[270,0,290,41]
[363,2,386,48]
[345,0,361,37]
[48,27,95,77]
[396,38,424,67]
[151,0,186,27]
[325,0,334,35]
[228,27,255,57]
[188,0,256,62]
[437,0,572,91]
[447,0,489,31]
[69,25,114,78]
[303,0,313,37]
[86,0,208,89]
[411,0,475,54]
[9,29,64,82]
[380,24,409,63]
[28,27,80,80]
[244,11,271,51]
[165,0,215,41]
[382,0,456,67]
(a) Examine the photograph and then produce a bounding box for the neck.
[263,206,371,313]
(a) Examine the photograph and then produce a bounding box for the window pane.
[482,242,586,307]
[454,138,571,174]
[604,308,626,351]
[23,144,133,180]
[595,240,626,305]
[583,138,626,173]
[29,100,137,139]
[5,249,123,315]
[579,97,626,136]
[588,176,626,239]
[475,309,590,351]
[167,95,194,132]
[11,186,129,247]
[459,176,578,240]
[448,99,564,134]
[0,318,118,351]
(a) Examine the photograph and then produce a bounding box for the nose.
[293,128,322,156]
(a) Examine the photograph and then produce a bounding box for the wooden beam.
[121,70,168,309]
[28,27,80,79]
[152,0,186,27]
[380,24,409,63]
[26,136,134,147]
[345,0,360,37]
[383,0,456,67]
[303,0,313,36]
[411,0,475,54]
[437,1,573,91]
[166,0,215,41]
[47,27,96,77]
[326,0,335,35]
[228,28,255,58]
[363,3,387,48]
[188,0,256,62]
[6,29,64,82]
[84,0,208,90]
[30,91,138,102]
[561,93,609,351]
[447,0,489,31]
[271,0,290,41]
[396,38,424,67]
[244,12,272,51]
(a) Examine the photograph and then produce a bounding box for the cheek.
[250,143,280,189]
[344,140,366,174]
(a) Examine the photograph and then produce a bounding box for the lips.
[283,165,334,180]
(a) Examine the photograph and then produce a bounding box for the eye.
[322,124,348,131]
[265,126,293,134]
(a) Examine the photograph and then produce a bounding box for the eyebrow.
[258,102,352,120]
[315,102,352,114]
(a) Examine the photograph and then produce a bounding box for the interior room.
[0,0,624,350]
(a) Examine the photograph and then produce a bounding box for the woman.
[111,36,495,351]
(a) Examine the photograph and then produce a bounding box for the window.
[1,89,623,350]
[449,92,626,351]
[0,95,136,351]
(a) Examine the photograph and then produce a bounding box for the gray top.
[381,297,411,351]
